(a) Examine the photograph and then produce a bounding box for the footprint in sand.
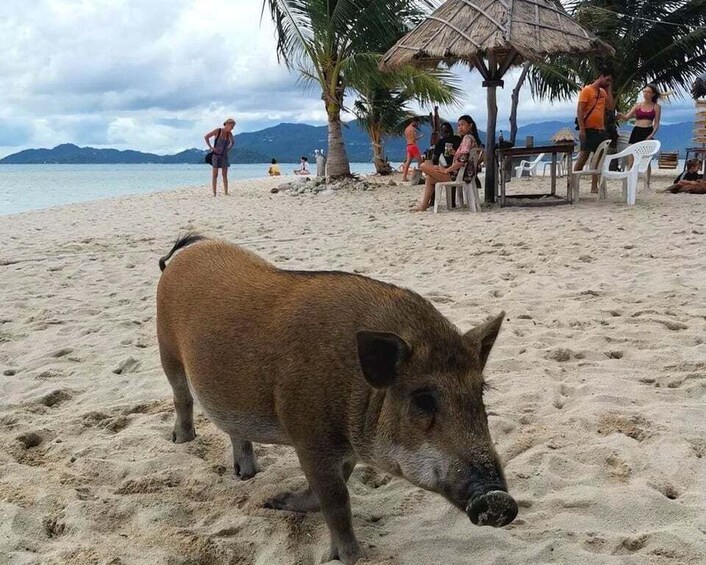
[40,389,73,407]
[597,413,652,442]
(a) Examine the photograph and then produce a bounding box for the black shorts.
[629,126,653,144]
[580,128,606,153]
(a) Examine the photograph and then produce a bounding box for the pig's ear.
[356,331,411,389]
[464,312,505,370]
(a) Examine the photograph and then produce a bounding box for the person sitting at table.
[413,115,478,212]
[432,122,462,166]
[430,122,462,206]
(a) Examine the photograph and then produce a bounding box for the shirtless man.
[402,118,423,182]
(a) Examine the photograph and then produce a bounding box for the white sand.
[1,172,705,565]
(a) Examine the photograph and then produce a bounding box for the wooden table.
[496,144,575,207]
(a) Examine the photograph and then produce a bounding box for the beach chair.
[599,140,661,205]
[571,139,610,194]
[541,152,572,177]
[514,153,545,179]
[433,151,483,213]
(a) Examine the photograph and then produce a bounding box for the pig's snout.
[466,490,518,527]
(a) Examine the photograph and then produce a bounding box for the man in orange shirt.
[574,72,614,193]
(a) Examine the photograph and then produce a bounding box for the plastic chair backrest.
[589,139,611,170]
[633,140,661,173]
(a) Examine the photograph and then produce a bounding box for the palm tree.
[264,0,432,178]
[528,0,706,113]
[352,64,461,174]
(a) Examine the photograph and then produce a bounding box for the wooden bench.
[658,151,679,169]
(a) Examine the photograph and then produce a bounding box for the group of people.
[204,118,328,195]
[407,115,484,212]
[575,70,705,195]
[573,71,663,192]
[205,75,701,199]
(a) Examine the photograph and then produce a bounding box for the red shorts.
[406,144,422,159]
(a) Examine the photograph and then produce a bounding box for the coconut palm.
[352,64,461,174]
[528,0,706,112]
[263,0,433,178]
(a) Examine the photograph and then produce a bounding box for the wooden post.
[485,85,498,203]
[482,52,504,204]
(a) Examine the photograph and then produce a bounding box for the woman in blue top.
[205,118,236,196]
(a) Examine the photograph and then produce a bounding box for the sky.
[0,0,697,158]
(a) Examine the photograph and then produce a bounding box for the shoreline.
[0,163,376,217]
[0,160,685,219]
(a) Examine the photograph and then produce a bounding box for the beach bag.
[204,129,222,164]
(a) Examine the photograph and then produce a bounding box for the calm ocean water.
[0,163,374,216]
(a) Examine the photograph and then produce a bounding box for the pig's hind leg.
[230,435,258,480]
[160,348,196,443]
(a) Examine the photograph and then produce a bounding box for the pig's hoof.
[234,463,258,481]
[323,541,363,564]
[171,427,196,443]
[264,489,320,513]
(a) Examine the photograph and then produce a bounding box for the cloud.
[0,0,697,158]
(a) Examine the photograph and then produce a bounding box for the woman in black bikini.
[618,84,661,143]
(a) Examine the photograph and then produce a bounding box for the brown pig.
[156,234,517,564]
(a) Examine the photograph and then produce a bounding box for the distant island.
[0,120,693,165]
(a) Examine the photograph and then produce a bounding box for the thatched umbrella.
[381,0,613,203]
[550,128,577,144]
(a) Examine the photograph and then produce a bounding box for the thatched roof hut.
[381,0,613,203]
[381,0,610,70]
[551,128,577,144]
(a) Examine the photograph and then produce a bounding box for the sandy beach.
[1,172,705,565]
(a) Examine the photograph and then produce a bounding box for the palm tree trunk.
[326,111,351,178]
[509,62,531,145]
[370,125,392,175]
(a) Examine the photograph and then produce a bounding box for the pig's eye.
[411,389,438,414]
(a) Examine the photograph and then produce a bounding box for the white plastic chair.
[599,140,661,205]
[514,153,545,179]
[541,152,572,177]
[434,151,483,213]
[571,139,611,193]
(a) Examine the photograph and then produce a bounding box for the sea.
[0,163,375,216]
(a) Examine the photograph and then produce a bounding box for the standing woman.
[205,118,236,196]
[619,84,661,144]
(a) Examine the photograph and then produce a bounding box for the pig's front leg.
[300,455,363,564]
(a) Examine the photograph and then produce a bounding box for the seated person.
[660,159,702,193]
[432,123,462,166]
[294,156,310,175]
[666,178,706,194]
[430,122,462,206]
[268,158,281,176]
[412,115,478,212]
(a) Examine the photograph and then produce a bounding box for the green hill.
[0,121,694,165]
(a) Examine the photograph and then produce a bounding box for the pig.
[156,234,517,564]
